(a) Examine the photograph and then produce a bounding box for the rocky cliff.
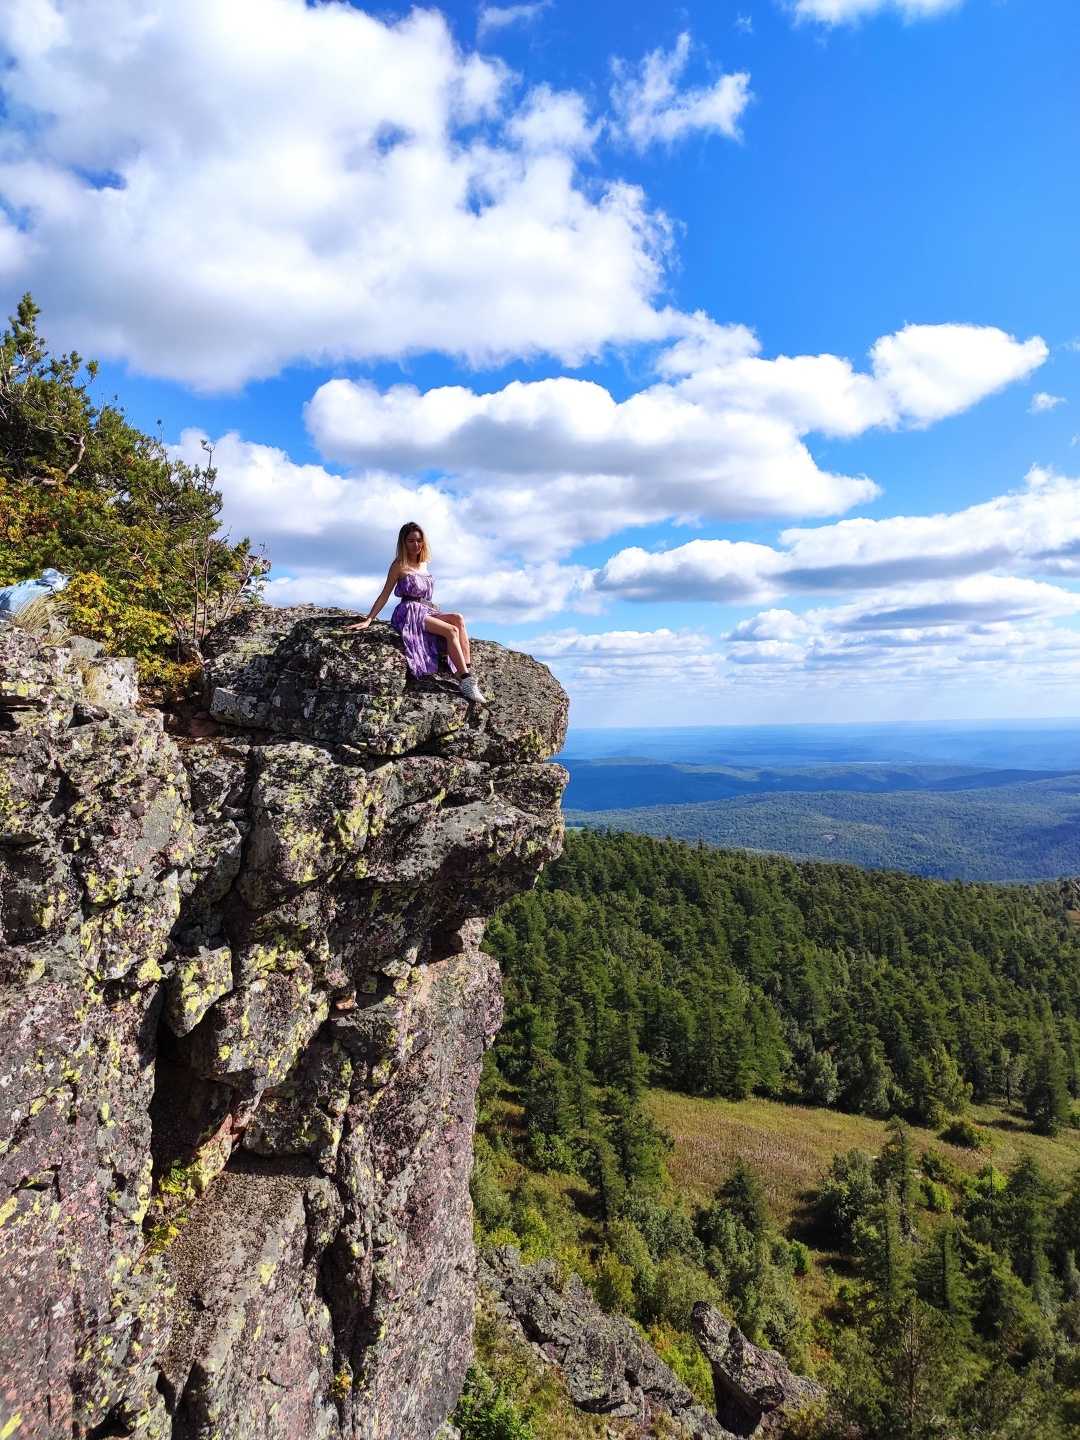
[0,607,568,1440]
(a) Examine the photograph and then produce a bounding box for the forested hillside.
[464,830,1080,1439]
[487,829,1080,1132]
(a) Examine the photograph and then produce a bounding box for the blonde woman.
[346,522,486,703]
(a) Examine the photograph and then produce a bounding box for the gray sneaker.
[458,674,486,704]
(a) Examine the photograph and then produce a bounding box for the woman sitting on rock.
[346,522,486,703]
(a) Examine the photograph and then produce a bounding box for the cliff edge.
[0,609,568,1440]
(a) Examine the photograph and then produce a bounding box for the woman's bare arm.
[345,563,401,630]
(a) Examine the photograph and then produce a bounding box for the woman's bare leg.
[438,612,470,668]
[424,613,468,675]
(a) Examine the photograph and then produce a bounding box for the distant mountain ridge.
[556,726,1080,880]
[559,720,1080,770]
[564,779,1080,881]
[562,758,1080,812]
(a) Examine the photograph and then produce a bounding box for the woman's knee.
[443,612,466,631]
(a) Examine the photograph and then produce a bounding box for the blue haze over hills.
[558,722,1080,771]
[556,724,1080,882]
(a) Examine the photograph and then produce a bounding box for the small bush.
[647,1323,716,1407]
[454,1364,537,1440]
[513,1205,555,1262]
[593,1249,636,1315]
[922,1178,951,1212]
[789,1240,811,1277]
[940,1119,993,1151]
[815,1148,879,1245]
[622,1192,704,1265]
[471,1147,513,1234]
[920,1146,965,1188]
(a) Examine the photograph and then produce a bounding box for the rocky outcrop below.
[479,1248,823,1440]
[0,609,568,1440]
[691,1304,824,1437]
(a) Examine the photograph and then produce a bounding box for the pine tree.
[0,296,267,694]
[716,1160,771,1238]
[911,1045,972,1127]
[914,1225,970,1322]
[1025,1035,1071,1137]
[875,1122,918,1233]
[555,998,594,1128]
[1001,1156,1055,1302]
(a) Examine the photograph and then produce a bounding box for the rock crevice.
[0,611,568,1439]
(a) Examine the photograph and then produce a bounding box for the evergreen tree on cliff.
[0,295,267,694]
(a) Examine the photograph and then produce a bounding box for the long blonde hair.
[395,521,430,569]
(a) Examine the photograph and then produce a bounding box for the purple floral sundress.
[390,569,451,677]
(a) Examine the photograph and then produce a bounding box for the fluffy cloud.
[611,34,751,148]
[307,321,1044,557]
[189,418,1080,709]
[541,579,1080,711]
[725,577,1080,687]
[0,0,671,387]
[1030,392,1065,414]
[175,429,590,623]
[791,0,962,24]
[519,627,726,694]
[813,576,1080,634]
[525,627,715,658]
[477,2,550,36]
[513,574,1080,707]
[595,468,1080,602]
[598,539,783,603]
[868,325,1047,427]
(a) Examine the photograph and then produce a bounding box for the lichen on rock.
[0,609,568,1439]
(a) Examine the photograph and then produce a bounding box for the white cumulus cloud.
[611,34,752,149]
[306,321,1044,558]
[477,2,550,36]
[595,467,1080,603]
[175,428,590,623]
[519,627,726,696]
[723,577,1080,691]
[0,0,671,388]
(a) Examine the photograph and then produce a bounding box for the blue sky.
[2,0,1078,724]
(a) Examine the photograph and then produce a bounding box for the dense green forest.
[565,776,1080,881]
[489,829,1080,1130]
[463,830,1080,1438]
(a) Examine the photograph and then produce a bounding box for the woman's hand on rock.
[345,617,372,631]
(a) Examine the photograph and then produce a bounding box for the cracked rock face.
[0,611,568,1439]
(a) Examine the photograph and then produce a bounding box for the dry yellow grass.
[646,1089,1080,1226]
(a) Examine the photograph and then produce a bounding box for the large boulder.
[201,607,568,764]
[692,1303,825,1437]
[0,609,569,1440]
